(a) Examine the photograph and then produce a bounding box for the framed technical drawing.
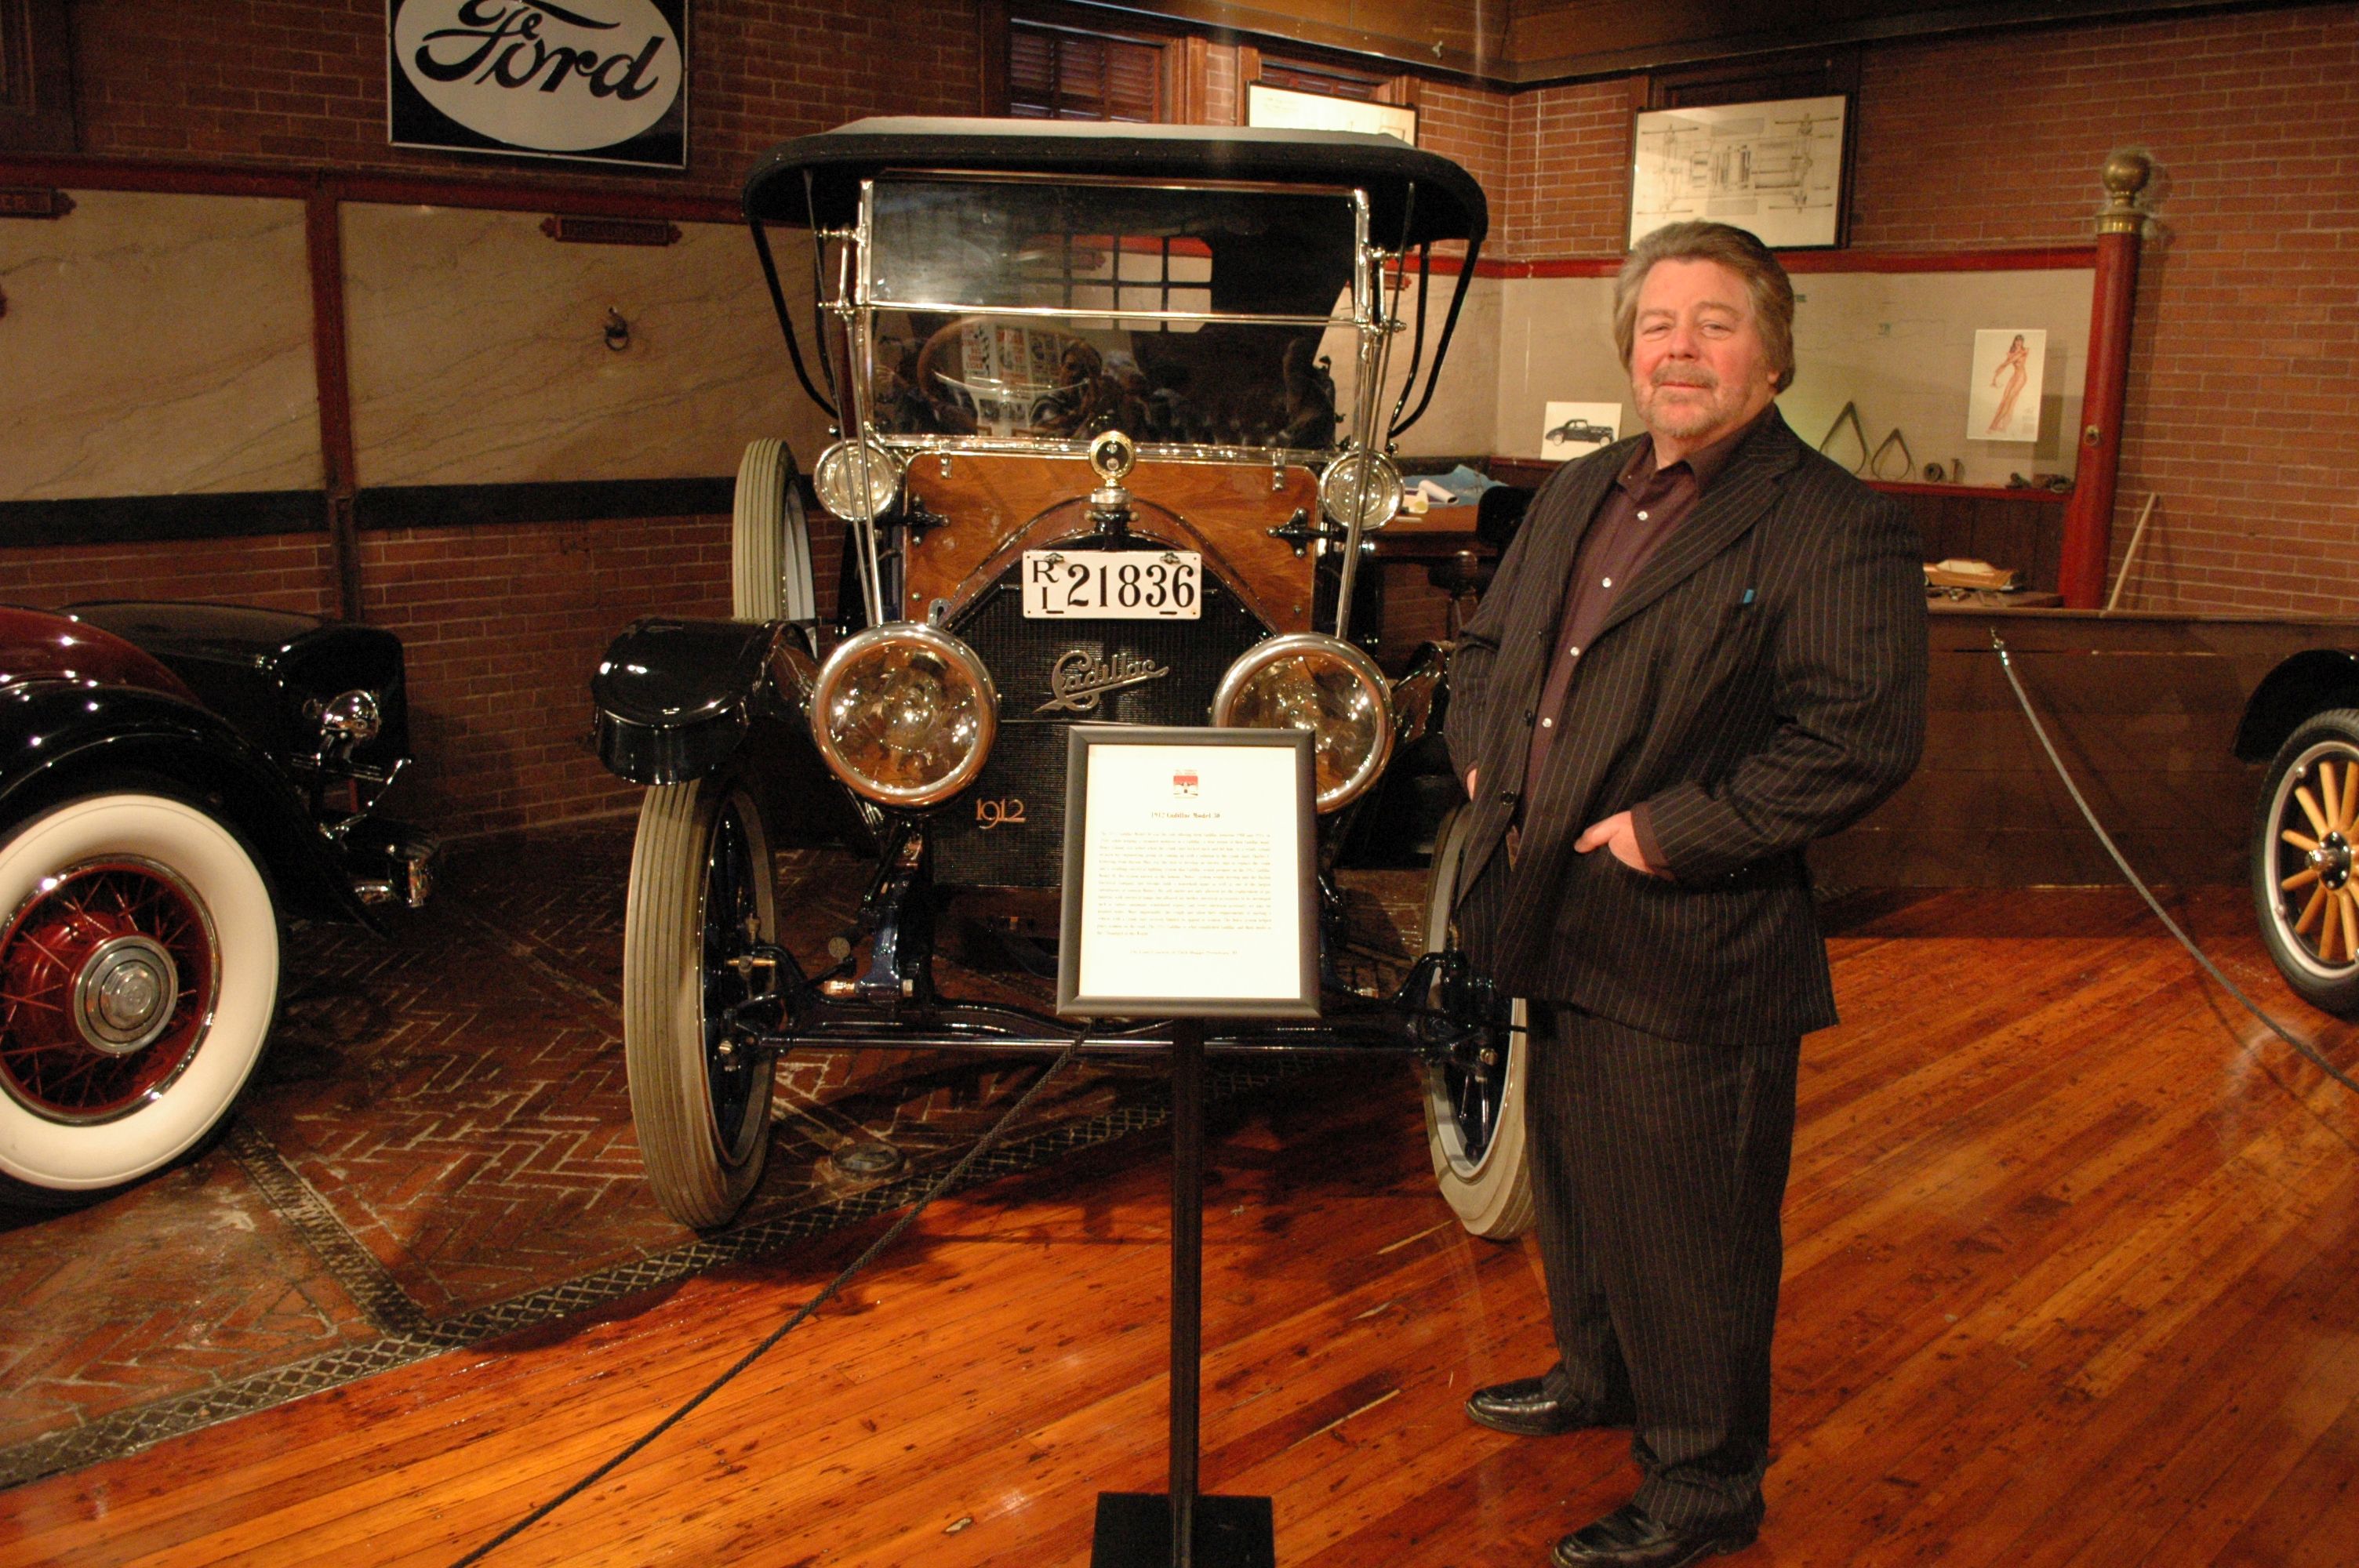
[1056,726,1319,1020]
[1628,95,1850,251]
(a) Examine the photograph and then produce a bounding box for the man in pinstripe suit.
[1444,222,1927,1567]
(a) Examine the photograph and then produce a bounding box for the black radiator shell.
[935,564,1270,887]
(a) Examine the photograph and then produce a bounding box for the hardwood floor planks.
[3,890,2357,1566]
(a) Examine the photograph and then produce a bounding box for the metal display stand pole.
[1090,1017,1276,1568]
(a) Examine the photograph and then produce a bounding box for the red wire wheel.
[0,858,218,1125]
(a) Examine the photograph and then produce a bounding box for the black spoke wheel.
[1418,805,1534,1239]
[623,778,780,1228]
[2254,709,2359,1018]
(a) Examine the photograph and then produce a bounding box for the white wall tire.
[732,437,816,623]
[623,778,779,1229]
[0,793,279,1197]
[1419,805,1536,1240]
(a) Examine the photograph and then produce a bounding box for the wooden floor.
[2,887,2356,1567]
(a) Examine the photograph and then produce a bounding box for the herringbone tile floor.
[0,816,1426,1485]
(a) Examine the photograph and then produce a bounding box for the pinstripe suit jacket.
[1443,408,1927,1044]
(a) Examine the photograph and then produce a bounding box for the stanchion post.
[1169,1014,1204,1565]
[2058,150,2153,608]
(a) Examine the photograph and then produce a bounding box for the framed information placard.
[1056,726,1319,1020]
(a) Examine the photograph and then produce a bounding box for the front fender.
[2233,648,2359,763]
[592,616,820,786]
[0,681,365,923]
[591,617,870,851]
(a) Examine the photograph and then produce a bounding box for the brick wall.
[1500,78,1634,261]
[21,2,2356,839]
[0,535,339,618]
[67,0,982,196]
[31,1,958,837]
[1495,5,2359,616]
[1418,80,1509,241]
[359,517,734,833]
[1849,7,2359,615]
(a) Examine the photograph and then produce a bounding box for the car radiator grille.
[934,567,1271,887]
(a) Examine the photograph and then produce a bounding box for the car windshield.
[862,176,1361,448]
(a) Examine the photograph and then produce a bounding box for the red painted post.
[2058,151,2154,609]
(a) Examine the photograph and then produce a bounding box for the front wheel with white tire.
[623,776,780,1229]
[0,792,280,1202]
[1419,804,1535,1239]
[732,437,816,624]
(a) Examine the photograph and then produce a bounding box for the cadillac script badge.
[1037,648,1170,714]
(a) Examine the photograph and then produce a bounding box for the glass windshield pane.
[864,176,1358,446]
[867,176,1359,321]
[868,311,1341,446]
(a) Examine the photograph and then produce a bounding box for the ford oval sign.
[387,0,689,168]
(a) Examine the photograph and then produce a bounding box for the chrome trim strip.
[857,301,1354,328]
[885,434,1336,466]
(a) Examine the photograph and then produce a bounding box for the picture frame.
[1627,93,1851,251]
[1056,725,1320,1020]
[1245,82,1417,146]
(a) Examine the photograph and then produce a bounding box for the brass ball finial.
[2102,148,2152,201]
[2097,148,2154,235]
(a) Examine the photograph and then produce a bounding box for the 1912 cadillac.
[591,119,1532,1234]
[0,601,431,1203]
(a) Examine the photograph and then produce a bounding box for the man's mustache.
[1651,366,1718,390]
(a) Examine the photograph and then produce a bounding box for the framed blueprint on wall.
[1628,95,1850,250]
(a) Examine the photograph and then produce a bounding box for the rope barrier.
[1993,632,2359,1101]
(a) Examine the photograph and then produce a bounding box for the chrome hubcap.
[74,935,181,1055]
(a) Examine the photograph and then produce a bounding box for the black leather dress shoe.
[1550,1502,1755,1567]
[1463,1374,1635,1436]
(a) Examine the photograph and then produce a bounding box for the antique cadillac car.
[0,601,431,1203]
[592,119,1532,1233]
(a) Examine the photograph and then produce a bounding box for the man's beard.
[1639,368,1730,437]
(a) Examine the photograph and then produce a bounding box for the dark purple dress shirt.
[1517,405,1776,870]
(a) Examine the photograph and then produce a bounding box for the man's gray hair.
[1612,221,1797,393]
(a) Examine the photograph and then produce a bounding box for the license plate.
[1021,550,1201,619]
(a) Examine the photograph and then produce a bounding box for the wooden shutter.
[1008,21,1161,122]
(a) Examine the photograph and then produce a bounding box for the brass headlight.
[1212,633,1393,812]
[812,437,902,520]
[1318,450,1402,532]
[810,624,997,808]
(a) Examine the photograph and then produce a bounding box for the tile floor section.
[0,818,1429,1490]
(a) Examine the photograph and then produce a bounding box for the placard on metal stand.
[1058,725,1319,1568]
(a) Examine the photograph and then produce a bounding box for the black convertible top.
[742,117,1487,250]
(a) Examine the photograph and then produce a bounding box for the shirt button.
[1540,717,1554,728]
[1636,510,1648,521]
[1569,646,1581,657]
[1601,577,1612,588]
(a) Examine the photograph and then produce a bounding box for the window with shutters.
[1252,57,1391,103]
[1007,20,1163,122]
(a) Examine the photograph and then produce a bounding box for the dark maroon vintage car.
[0,602,431,1203]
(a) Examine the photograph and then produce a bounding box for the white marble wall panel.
[1780,270,2092,487]
[1319,272,1500,459]
[1492,269,2095,485]
[0,191,322,499]
[343,207,826,487]
[1496,276,1625,459]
